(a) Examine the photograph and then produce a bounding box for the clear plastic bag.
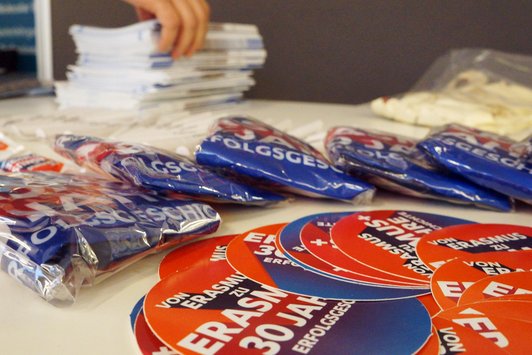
[325,126,513,211]
[371,49,532,138]
[0,172,221,306]
[418,124,532,205]
[195,116,376,204]
[53,134,286,206]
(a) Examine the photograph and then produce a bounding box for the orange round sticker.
[430,316,506,354]
[415,326,440,355]
[158,235,237,279]
[458,271,532,306]
[435,301,532,353]
[330,210,471,283]
[226,224,429,300]
[298,213,429,287]
[416,224,532,271]
[417,294,441,317]
[430,251,532,310]
[143,224,432,354]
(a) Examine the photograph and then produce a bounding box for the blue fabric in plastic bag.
[54,134,285,206]
[195,116,376,204]
[326,126,513,211]
[418,124,532,205]
[0,172,221,305]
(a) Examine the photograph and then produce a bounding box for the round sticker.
[458,271,532,306]
[297,212,429,287]
[330,210,472,283]
[226,224,429,301]
[430,316,505,355]
[463,294,532,303]
[439,300,532,324]
[416,224,532,271]
[130,296,145,331]
[159,235,237,279]
[277,212,428,288]
[417,294,441,317]
[430,251,532,310]
[133,302,178,355]
[415,327,440,355]
[143,241,432,354]
[435,301,532,353]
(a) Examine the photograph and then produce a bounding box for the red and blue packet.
[1,153,64,173]
[0,172,221,305]
[325,126,512,211]
[54,134,286,206]
[195,116,376,203]
[418,124,532,205]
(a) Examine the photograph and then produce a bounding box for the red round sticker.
[430,251,532,310]
[330,210,471,283]
[416,224,532,271]
[159,235,237,279]
[299,215,429,287]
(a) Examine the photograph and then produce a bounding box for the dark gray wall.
[52,1,532,104]
[51,1,136,81]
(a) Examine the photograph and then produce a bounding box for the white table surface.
[0,97,530,355]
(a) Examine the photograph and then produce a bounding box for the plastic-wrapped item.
[195,116,376,203]
[511,135,532,160]
[0,132,64,173]
[418,124,532,205]
[371,49,532,138]
[1,153,64,172]
[0,132,24,160]
[54,134,285,206]
[325,126,513,211]
[0,172,221,305]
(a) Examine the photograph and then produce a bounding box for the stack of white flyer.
[55,20,266,111]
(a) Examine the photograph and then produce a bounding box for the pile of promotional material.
[1,115,531,309]
[130,210,532,354]
[55,20,266,112]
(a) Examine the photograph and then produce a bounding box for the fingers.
[123,0,210,59]
[123,0,178,53]
[170,0,197,58]
[135,7,155,21]
[154,1,181,54]
[184,0,210,55]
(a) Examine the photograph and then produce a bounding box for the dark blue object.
[195,116,376,203]
[54,134,285,206]
[0,172,221,304]
[326,126,513,211]
[418,124,531,205]
[129,296,145,331]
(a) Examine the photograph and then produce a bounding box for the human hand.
[123,0,210,58]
